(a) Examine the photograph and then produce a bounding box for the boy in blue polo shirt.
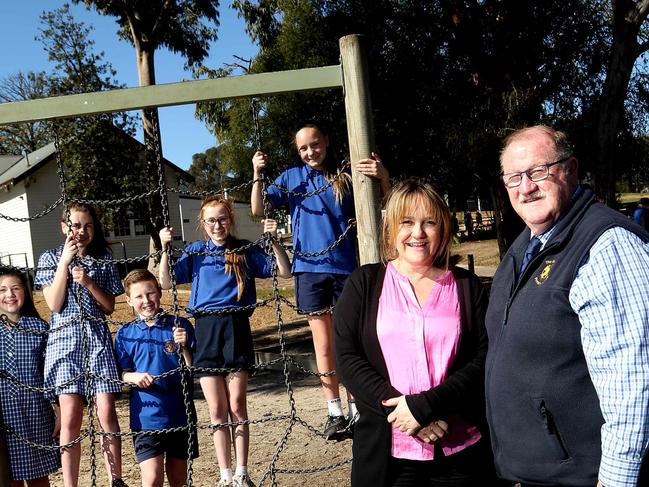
[115,269,198,487]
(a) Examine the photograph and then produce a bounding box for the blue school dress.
[0,316,60,480]
[35,246,123,396]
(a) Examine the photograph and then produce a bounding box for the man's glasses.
[501,156,572,188]
[202,217,230,227]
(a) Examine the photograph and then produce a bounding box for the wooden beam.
[340,35,382,265]
[0,65,342,125]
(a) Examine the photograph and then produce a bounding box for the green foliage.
[188,145,224,191]
[197,0,623,214]
[0,71,51,153]
[37,5,145,231]
[71,0,221,243]
[71,0,220,70]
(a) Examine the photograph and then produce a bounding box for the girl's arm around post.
[263,218,291,278]
[354,151,391,198]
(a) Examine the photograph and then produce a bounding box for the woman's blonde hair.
[381,178,453,269]
[199,196,248,301]
[295,121,351,205]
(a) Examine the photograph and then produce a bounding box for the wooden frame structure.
[0,34,381,264]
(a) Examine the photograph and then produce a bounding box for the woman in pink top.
[334,179,498,486]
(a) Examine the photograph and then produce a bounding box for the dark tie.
[520,236,542,274]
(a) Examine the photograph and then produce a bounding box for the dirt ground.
[35,239,499,487]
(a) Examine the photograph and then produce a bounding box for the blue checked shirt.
[534,226,649,487]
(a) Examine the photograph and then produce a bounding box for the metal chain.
[282,219,356,257]
[268,160,351,198]
[0,197,64,222]
[149,108,197,485]
[168,178,258,197]
[0,121,360,483]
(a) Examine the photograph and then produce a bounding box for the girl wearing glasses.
[158,196,290,487]
[35,203,127,487]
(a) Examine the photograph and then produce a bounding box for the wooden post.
[340,34,381,265]
[0,405,11,486]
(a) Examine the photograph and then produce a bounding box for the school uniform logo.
[534,259,555,286]
[164,339,177,354]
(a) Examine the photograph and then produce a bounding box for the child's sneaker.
[233,474,256,487]
[217,479,233,487]
[323,414,348,440]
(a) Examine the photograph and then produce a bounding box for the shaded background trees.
[71,0,221,254]
[193,0,648,249]
[1,1,647,254]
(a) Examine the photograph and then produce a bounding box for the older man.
[485,125,649,487]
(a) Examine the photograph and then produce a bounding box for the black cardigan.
[333,263,489,487]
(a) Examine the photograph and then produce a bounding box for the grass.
[619,192,646,204]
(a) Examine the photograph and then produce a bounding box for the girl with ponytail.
[159,196,290,487]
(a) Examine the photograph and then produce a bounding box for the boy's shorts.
[133,429,199,463]
[294,272,349,314]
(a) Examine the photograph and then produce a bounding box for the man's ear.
[566,156,578,176]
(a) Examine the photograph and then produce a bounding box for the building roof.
[0,143,56,190]
[0,134,193,191]
[0,154,23,175]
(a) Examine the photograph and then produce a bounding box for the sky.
[0,1,258,170]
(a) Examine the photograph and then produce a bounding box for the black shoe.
[112,480,129,487]
[323,415,348,440]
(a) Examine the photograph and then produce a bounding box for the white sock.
[327,398,344,416]
[235,466,248,477]
[220,468,233,482]
[348,399,358,419]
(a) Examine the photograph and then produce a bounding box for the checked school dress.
[35,246,123,397]
[0,316,60,480]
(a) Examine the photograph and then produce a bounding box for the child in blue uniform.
[0,267,60,486]
[251,120,389,439]
[159,197,290,487]
[115,269,197,487]
[34,203,127,487]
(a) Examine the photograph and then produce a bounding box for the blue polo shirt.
[267,164,357,274]
[173,239,272,313]
[115,315,195,431]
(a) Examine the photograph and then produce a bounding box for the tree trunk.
[136,46,166,273]
[594,0,648,206]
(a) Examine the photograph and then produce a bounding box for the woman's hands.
[383,395,421,435]
[384,395,449,443]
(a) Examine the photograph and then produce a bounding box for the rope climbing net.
[0,110,359,486]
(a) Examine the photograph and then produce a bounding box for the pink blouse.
[377,262,481,460]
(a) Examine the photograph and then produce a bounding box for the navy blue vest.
[485,187,648,485]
